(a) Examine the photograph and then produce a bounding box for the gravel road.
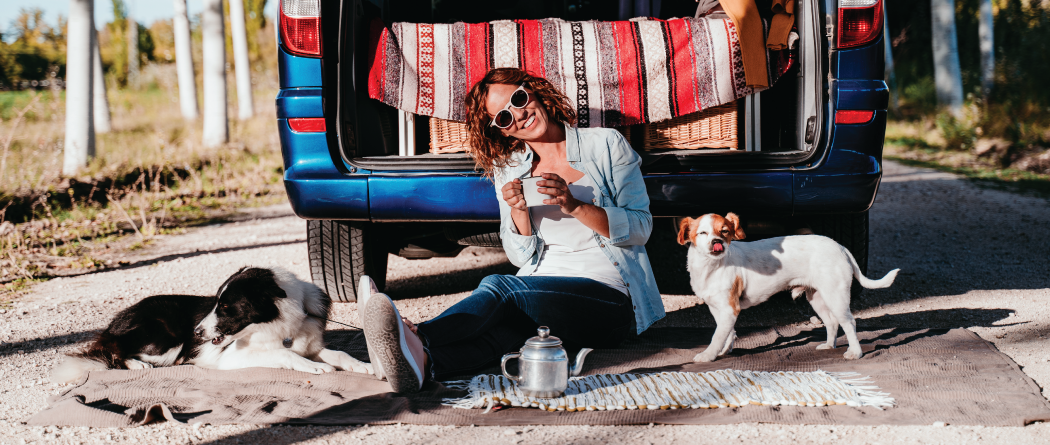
[1,159,1048,444]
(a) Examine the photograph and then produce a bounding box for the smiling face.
[484,83,551,142]
[677,213,747,257]
[194,267,287,346]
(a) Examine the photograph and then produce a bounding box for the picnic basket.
[643,101,739,150]
[429,117,472,154]
[426,104,736,154]
[428,117,636,154]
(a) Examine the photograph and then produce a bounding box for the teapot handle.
[501,352,522,383]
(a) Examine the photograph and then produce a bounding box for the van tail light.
[837,0,882,49]
[835,110,874,124]
[289,118,327,132]
[280,0,322,57]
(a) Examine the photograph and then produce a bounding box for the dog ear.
[724,212,746,240]
[677,217,693,245]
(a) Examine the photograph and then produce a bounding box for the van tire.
[455,232,502,247]
[807,212,868,299]
[308,220,389,303]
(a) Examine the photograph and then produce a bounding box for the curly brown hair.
[464,68,576,178]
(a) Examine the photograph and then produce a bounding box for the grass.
[885,120,1050,200]
[0,64,288,291]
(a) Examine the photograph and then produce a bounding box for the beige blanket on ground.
[27,327,1050,427]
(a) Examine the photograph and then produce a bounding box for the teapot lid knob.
[537,326,550,338]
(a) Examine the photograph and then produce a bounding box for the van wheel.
[807,212,868,299]
[307,220,389,303]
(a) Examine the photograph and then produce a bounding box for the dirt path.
[1,160,1048,444]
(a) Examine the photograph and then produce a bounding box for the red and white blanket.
[367,17,783,127]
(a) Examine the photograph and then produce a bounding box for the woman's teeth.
[524,115,535,129]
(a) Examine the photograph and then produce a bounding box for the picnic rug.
[367,17,787,127]
[27,326,1050,427]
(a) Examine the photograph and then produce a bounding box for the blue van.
[275,0,888,302]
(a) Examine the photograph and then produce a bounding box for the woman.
[360,68,664,393]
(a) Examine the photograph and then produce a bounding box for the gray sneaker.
[358,275,384,380]
[363,292,425,393]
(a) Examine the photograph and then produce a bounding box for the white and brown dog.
[677,213,899,362]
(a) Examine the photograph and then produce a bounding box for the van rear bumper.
[280,112,885,221]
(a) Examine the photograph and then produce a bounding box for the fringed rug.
[444,370,894,412]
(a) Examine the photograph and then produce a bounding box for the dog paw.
[843,349,863,360]
[815,344,834,350]
[341,361,374,375]
[693,352,718,363]
[125,359,153,370]
[297,362,336,374]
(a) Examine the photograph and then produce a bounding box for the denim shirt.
[493,124,665,334]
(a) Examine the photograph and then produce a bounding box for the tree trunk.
[173,0,199,120]
[931,0,964,116]
[229,0,254,120]
[202,0,229,148]
[127,13,139,89]
[883,0,899,115]
[978,0,995,98]
[64,0,95,176]
[92,26,112,133]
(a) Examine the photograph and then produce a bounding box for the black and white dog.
[51,267,373,384]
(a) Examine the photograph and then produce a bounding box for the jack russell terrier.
[677,213,899,362]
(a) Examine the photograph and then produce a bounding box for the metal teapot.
[501,326,592,398]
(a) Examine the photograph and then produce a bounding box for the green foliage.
[935,112,977,150]
[886,0,1050,145]
[245,0,269,63]
[111,0,128,21]
[137,22,156,63]
[0,8,66,88]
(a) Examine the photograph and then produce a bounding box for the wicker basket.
[429,117,471,154]
[426,111,730,153]
[644,101,738,150]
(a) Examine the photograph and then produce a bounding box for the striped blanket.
[366,17,783,127]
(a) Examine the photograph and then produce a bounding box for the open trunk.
[335,0,828,173]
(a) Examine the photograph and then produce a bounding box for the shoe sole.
[358,276,384,380]
[364,294,422,393]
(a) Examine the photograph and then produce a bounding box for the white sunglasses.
[489,83,531,129]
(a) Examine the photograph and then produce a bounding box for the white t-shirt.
[527,174,629,295]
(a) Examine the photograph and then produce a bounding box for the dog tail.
[50,342,122,384]
[50,355,108,384]
[844,246,900,289]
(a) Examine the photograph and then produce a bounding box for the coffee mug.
[520,176,547,207]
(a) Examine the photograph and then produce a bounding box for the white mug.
[520,176,547,207]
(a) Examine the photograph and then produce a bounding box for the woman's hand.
[538,172,584,215]
[501,178,527,211]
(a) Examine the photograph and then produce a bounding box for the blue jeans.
[416,275,635,380]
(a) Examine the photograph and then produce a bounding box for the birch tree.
[229,0,254,120]
[202,0,228,147]
[931,0,964,116]
[127,8,139,88]
[92,26,112,133]
[978,0,995,98]
[64,0,95,175]
[173,0,199,120]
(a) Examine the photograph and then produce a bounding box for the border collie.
[51,267,373,384]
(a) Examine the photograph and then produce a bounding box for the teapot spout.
[570,348,593,377]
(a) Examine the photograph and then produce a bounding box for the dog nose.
[193,327,204,338]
